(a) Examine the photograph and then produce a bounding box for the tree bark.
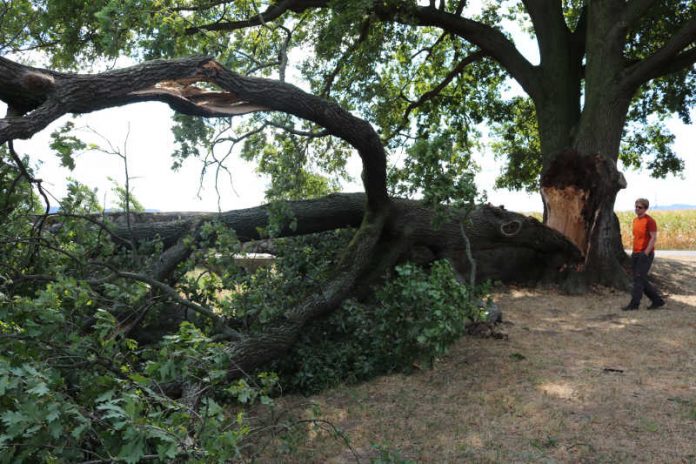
[540,150,628,291]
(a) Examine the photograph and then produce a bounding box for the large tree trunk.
[107,193,582,285]
[540,150,628,291]
[532,1,636,292]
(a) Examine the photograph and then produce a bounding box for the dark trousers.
[629,252,662,306]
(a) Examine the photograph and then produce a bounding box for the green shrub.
[0,295,269,463]
[274,260,486,393]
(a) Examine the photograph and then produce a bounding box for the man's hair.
[635,198,650,209]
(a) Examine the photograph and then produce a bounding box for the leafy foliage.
[0,184,274,462]
[3,0,695,195]
[274,260,489,393]
[49,121,88,171]
[4,0,696,460]
[389,130,480,209]
[490,97,542,192]
[620,120,683,178]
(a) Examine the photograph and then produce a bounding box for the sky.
[5,98,694,214]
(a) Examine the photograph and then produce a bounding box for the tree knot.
[199,60,226,80]
[500,220,522,237]
[21,71,55,94]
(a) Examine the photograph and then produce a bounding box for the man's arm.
[645,230,657,254]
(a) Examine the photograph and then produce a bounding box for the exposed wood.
[541,150,629,290]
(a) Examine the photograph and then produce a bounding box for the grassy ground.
[249,256,696,463]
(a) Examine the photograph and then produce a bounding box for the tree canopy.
[3,1,694,194]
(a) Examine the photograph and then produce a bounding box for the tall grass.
[618,209,696,250]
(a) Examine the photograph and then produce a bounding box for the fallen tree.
[1,56,579,382]
[105,192,582,285]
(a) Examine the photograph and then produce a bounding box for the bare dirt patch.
[254,256,696,463]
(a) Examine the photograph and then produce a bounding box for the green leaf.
[156,440,179,460]
[49,121,87,171]
[27,381,50,397]
[117,432,146,464]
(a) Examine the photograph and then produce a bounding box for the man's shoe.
[622,304,639,311]
[647,300,665,310]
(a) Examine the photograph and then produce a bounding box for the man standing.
[623,198,666,311]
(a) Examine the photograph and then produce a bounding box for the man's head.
[635,198,649,217]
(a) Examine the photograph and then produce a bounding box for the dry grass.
[528,209,696,250]
[617,210,696,250]
[251,256,696,463]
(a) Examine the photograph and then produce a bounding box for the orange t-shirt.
[632,214,657,253]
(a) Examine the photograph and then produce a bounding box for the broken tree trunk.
[541,150,630,291]
[105,192,582,285]
[0,55,581,381]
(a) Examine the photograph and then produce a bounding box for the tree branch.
[522,0,570,64]
[186,1,541,100]
[185,0,329,34]
[114,270,241,340]
[621,15,696,91]
[0,55,389,211]
[391,50,485,137]
[266,120,329,138]
[5,141,51,267]
[375,4,542,100]
[569,5,588,59]
[321,16,372,97]
[621,0,659,30]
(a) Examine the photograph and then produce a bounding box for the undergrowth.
[0,177,486,462]
[272,260,488,394]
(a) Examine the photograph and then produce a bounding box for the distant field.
[527,209,696,250]
[617,209,696,250]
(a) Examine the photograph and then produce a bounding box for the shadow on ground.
[651,256,696,296]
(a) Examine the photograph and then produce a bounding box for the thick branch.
[569,5,588,59]
[185,0,328,34]
[0,56,388,211]
[0,56,65,115]
[621,15,696,91]
[105,193,582,274]
[0,56,213,140]
[379,4,542,100]
[108,193,367,248]
[522,0,571,64]
[622,0,658,29]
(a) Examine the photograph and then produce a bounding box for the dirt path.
[260,257,696,463]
